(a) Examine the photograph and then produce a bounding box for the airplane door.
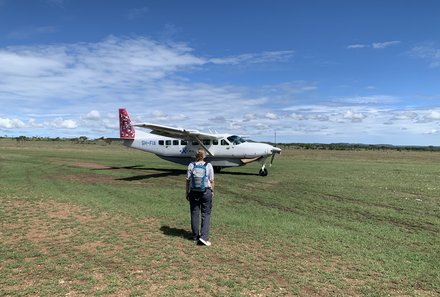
[221,139,232,151]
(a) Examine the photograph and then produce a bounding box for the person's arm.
[185,179,190,200]
[186,163,192,201]
[210,180,215,197]
[208,164,215,197]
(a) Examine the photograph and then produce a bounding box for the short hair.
[195,148,205,161]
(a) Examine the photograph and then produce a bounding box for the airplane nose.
[271,147,282,154]
[264,145,281,155]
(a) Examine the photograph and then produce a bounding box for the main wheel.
[214,166,222,173]
[259,168,268,176]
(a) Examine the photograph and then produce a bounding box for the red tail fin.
[119,108,135,139]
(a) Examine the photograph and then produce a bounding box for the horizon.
[1,0,439,146]
[3,135,440,149]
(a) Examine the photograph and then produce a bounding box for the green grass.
[1,139,439,296]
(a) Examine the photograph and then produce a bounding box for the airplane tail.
[119,108,136,139]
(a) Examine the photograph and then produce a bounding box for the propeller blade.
[270,152,276,167]
[269,147,281,167]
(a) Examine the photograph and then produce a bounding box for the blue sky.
[1,0,440,145]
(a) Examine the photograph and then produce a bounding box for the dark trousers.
[189,189,213,241]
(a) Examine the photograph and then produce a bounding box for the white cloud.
[85,110,101,120]
[426,129,439,135]
[289,113,306,120]
[209,50,294,65]
[428,111,440,120]
[343,110,366,122]
[338,95,398,105]
[265,112,279,120]
[0,118,26,129]
[408,44,440,68]
[0,36,207,103]
[347,44,368,49]
[372,41,401,49]
[347,40,400,50]
[52,118,78,129]
[423,110,440,122]
[28,119,44,128]
[243,114,257,122]
[391,111,418,121]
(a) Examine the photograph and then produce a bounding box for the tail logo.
[119,108,135,139]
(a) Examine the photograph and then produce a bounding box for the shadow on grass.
[219,170,260,176]
[160,225,193,241]
[94,164,260,180]
[115,168,186,181]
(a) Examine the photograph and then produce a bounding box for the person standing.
[186,148,215,246]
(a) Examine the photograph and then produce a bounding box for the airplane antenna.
[274,130,277,146]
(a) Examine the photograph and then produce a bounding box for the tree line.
[2,136,439,151]
[277,142,440,152]
[2,136,92,144]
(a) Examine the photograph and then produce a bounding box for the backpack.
[190,162,208,192]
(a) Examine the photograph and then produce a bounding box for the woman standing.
[186,148,215,246]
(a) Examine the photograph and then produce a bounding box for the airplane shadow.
[160,225,193,241]
[117,169,186,181]
[93,166,187,181]
[220,171,260,176]
[93,164,259,180]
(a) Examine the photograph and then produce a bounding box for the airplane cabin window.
[213,140,219,145]
[173,140,179,145]
[159,140,164,145]
[227,135,246,145]
[181,140,188,145]
[165,140,171,146]
[192,141,198,145]
[202,139,210,145]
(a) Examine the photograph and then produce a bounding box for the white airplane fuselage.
[122,130,277,168]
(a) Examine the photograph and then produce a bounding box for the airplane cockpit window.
[227,135,246,145]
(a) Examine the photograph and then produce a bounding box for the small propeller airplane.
[114,108,281,176]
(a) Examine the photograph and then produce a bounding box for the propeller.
[270,147,282,167]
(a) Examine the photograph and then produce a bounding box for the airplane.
[114,108,282,176]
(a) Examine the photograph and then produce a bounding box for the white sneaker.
[199,238,212,246]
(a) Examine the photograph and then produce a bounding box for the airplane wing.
[134,123,221,140]
[134,123,221,156]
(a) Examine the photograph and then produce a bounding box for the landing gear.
[214,166,222,173]
[259,168,268,176]
[258,163,268,176]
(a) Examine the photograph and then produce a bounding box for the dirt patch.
[47,172,123,185]
[48,158,112,170]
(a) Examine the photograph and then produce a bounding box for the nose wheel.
[259,168,268,176]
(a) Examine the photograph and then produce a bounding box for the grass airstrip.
[0,139,439,296]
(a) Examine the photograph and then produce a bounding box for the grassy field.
[1,139,439,296]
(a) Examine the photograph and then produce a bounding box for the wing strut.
[193,135,214,156]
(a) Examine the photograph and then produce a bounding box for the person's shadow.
[160,225,193,241]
